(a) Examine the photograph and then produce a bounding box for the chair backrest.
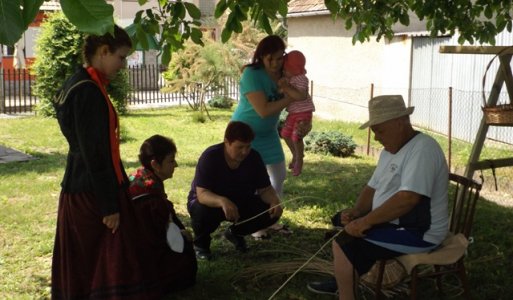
[448,173,483,238]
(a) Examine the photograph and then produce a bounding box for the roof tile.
[288,0,327,14]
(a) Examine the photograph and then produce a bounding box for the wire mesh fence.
[1,67,512,146]
[311,83,513,145]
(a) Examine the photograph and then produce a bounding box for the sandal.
[251,229,270,241]
[268,223,293,235]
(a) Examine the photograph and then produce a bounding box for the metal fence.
[312,83,513,145]
[0,65,240,113]
[0,68,36,114]
[2,66,512,146]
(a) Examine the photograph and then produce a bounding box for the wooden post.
[448,86,452,172]
[366,83,374,156]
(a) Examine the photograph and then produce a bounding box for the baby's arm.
[278,77,308,101]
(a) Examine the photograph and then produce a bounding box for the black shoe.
[194,246,212,260]
[306,278,338,296]
[224,228,248,253]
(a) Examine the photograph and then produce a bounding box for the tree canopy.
[1,0,512,65]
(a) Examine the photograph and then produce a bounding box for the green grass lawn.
[1,106,512,299]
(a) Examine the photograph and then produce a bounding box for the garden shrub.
[304,131,357,157]
[277,110,288,137]
[32,11,130,117]
[208,96,234,109]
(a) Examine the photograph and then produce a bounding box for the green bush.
[304,131,357,157]
[106,69,132,115]
[191,111,206,123]
[208,96,234,109]
[32,11,130,117]
[277,110,288,136]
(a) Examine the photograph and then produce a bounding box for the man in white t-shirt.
[308,95,449,299]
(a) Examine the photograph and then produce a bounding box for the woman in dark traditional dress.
[52,26,154,299]
[128,135,197,294]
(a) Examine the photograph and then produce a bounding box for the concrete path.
[0,145,35,163]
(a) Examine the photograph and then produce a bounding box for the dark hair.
[83,25,132,65]
[138,135,177,171]
[224,121,255,143]
[246,35,286,69]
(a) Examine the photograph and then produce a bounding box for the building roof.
[40,1,61,11]
[287,0,329,17]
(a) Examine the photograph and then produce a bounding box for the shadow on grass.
[168,159,513,300]
[0,151,67,175]
[166,223,337,300]
[18,144,513,300]
[125,108,233,121]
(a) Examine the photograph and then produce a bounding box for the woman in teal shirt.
[232,35,295,198]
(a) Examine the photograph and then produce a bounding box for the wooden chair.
[372,173,483,299]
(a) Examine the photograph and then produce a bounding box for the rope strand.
[267,229,344,300]
[233,195,326,227]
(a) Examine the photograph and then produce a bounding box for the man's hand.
[340,208,359,225]
[268,200,283,219]
[103,213,120,234]
[344,217,372,237]
[220,198,240,222]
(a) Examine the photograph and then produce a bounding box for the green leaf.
[258,14,272,34]
[0,0,25,45]
[174,2,186,20]
[161,44,171,66]
[234,5,247,22]
[345,18,353,30]
[399,13,410,26]
[233,19,243,33]
[136,25,149,50]
[214,0,228,18]
[190,27,203,45]
[138,0,149,5]
[60,0,114,36]
[277,0,288,17]
[324,0,340,14]
[221,27,232,43]
[484,5,493,19]
[184,2,201,19]
[21,0,45,27]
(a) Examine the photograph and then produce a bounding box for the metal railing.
[0,68,36,114]
[0,65,240,114]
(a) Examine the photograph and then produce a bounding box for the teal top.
[231,66,284,165]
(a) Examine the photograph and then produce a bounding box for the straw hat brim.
[359,107,414,129]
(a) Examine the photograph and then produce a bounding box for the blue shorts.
[335,223,436,276]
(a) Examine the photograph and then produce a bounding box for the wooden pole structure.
[448,86,453,172]
[366,83,374,156]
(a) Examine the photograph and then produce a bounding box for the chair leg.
[458,261,472,300]
[374,260,387,300]
[410,267,418,300]
[434,265,443,294]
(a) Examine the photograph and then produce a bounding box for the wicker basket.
[482,47,513,126]
[482,104,513,126]
[360,259,406,289]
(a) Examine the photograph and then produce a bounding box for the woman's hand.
[103,213,120,233]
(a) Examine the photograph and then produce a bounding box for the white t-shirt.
[368,133,449,244]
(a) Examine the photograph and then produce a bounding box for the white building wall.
[287,15,411,122]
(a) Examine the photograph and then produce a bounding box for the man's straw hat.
[359,95,414,129]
